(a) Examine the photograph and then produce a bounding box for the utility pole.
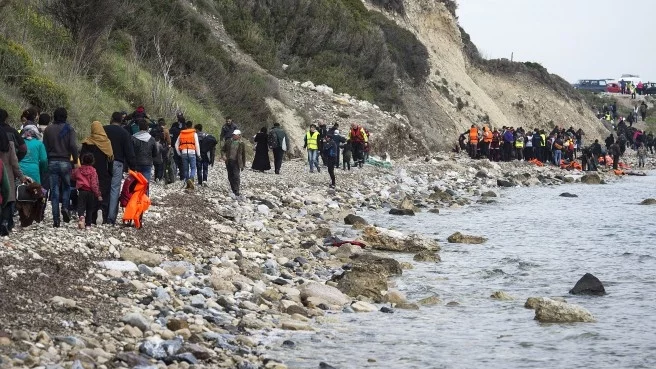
[511,52,514,62]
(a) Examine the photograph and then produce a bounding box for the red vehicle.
[606,82,621,93]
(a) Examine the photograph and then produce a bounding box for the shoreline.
[0,152,650,368]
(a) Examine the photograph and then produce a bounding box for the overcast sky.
[457,0,655,83]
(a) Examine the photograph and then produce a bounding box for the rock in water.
[481,191,497,198]
[344,214,368,226]
[490,291,513,300]
[569,273,606,295]
[319,363,337,369]
[560,192,578,198]
[640,198,656,205]
[533,298,596,323]
[413,251,441,262]
[580,174,602,184]
[497,179,514,187]
[399,197,417,211]
[299,282,351,307]
[388,208,415,216]
[447,232,487,244]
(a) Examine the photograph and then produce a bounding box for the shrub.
[0,36,33,84]
[370,0,405,15]
[20,75,68,111]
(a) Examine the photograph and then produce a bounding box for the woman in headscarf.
[0,110,29,235]
[80,121,113,224]
[251,127,271,172]
[19,125,47,185]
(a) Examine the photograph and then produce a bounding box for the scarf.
[82,121,114,159]
[21,124,42,140]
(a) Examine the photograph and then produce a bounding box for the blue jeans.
[307,150,319,172]
[135,165,152,195]
[49,161,72,223]
[197,159,209,184]
[107,161,124,224]
[181,153,197,181]
[553,150,562,165]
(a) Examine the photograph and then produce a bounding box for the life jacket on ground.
[306,131,320,150]
[469,127,479,143]
[528,158,544,166]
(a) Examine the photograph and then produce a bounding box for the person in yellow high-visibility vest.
[304,124,321,173]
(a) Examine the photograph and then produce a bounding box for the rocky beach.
[0,153,650,369]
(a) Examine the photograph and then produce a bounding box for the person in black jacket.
[220,117,238,142]
[104,112,136,225]
[131,119,157,193]
[0,109,27,161]
[170,112,185,180]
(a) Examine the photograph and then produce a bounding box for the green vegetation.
[215,0,429,111]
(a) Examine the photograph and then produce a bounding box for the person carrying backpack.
[195,124,217,186]
[322,134,338,188]
[268,122,288,174]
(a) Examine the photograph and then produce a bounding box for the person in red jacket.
[72,152,102,229]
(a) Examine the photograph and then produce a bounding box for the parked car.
[642,82,656,95]
[573,79,608,93]
[606,82,621,93]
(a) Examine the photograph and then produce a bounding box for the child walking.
[342,140,353,170]
[72,153,102,229]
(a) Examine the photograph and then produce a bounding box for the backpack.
[200,134,218,155]
[120,174,139,208]
[150,125,164,141]
[324,141,337,158]
[268,130,279,149]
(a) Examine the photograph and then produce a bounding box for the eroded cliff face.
[364,0,609,149]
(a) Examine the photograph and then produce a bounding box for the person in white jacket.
[175,120,201,189]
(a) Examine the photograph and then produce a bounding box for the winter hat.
[233,130,242,136]
[333,130,340,136]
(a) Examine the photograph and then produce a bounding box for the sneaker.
[188,179,195,190]
[317,167,321,173]
[53,220,60,228]
[62,209,71,223]
[329,184,335,189]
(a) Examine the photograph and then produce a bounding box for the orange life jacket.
[122,170,151,229]
[469,127,479,143]
[483,130,493,143]
[178,129,196,151]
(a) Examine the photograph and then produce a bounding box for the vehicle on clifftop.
[573,79,609,93]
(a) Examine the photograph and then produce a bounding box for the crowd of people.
[0,104,375,234]
[599,101,648,127]
[458,124,586,165]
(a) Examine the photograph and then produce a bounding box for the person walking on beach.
[196,124,217,187]
[637,143,647,168]
[610,142,621,170]
[221,130,246,197]
[220,117,238,142]
[321,134,339,188]
[80,121,113,224]
[640,102,648,122]
[43,107,78,227]
[72,153,102,229]
[268,122,288,174]
[347,123,368,167]
[104,112,135,225]
[252,127,271,172]
[175,120,201,189]
[304,124,320,173]
[468,124,479,159]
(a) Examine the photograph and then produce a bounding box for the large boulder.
[399,197,418,211]
[560,192,578,198]
[299,282,351,308]
[569,273,606,296]
[429,189,453,202]
[362,227,440,253]
[580,173,602,184]
[497,179,514,188]
[640,198,656,205]
[447,232,487,244]
[120,248,163,267]
[533,298,596,323]
[344,214,368,226]
[334,254,402,302]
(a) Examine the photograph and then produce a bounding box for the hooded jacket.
[132,131,157,167]
[42,121,78,163]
